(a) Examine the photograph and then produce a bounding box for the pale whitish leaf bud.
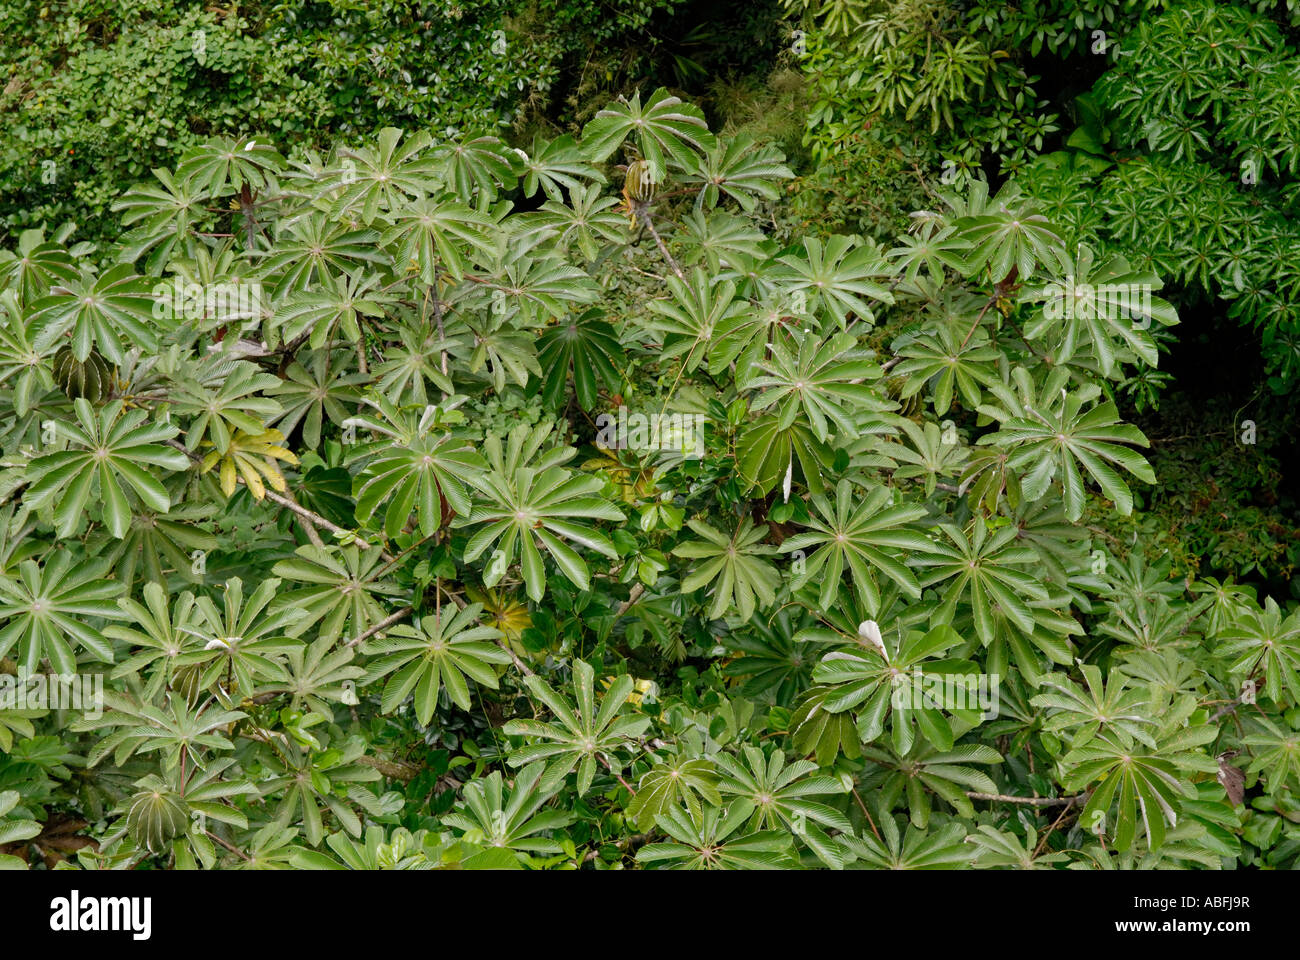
[858,620,889,663]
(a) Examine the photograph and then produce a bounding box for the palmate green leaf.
[637,802,796,870]
[257,209,387,299]
[329,127,442,225]
[779,479,929,612]
[745,329,890,443]
[1191,576,1259,638]
[459,238,600,326]
[625,754,721,831]
[268,350,367,450]
[175,135,285,198]
[676,210,770,277]
[362,603,509,721]
[291,824,443,870]
[371,322,455,405]
[790,684,864,766]
[29,264,166,364]
[911,520,1050,646]
[112,169,206,271]
[449,313,544,392]
[380,193,497,283]
[580,87,717,183]
[441,761,572,859]
[841,807,975,869]
[225,823,300,869]
[1095,593,1211,654]
[459,431,623,602]
[502,659,652,795]
[807,622,976,755]
[715,744,853,868]
[887,221,973,285]
[105,582,202,701]
[270,269,391,350]
[1213,597,1300,706]
[644,267,747,375]
[346,396,487,540]
[0,291,55,418]
[1031,662,1158,750]
[889,321,1001,416]
[89,501,219,593]
[862,739,1002,827]
[518,133,606,202]
[952,188,1066,282]
[272,544,405,641]
[979,368,1156,521]
[0,228,80,302]
[427,135,524,201]
[170,359,284,456]
[0,552,123,674]
[517,184,626,263]
[721,606,818,706]
[177,577,309,701]
[167,757,258,867]
[257,735,378,847]
[671,516,780,622]
[1064,730,1200,852]
[536,309,622,411]
[23,399,189,539]
[886,419,972,497]
[71,688,245,774]
[735,413,834,497]
[1242,715,1300,797]
[776,235,895,328]
[269,633,365,717]
[968,824,1071,869]
[1021,244,1180,377]
[683,134,794,212]
[962,593,1080,686]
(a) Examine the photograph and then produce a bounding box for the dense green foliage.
[0,0,693,240]
[0,0,1297,872]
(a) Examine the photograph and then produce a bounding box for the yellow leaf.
[219,456,237,497]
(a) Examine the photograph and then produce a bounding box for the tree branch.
[966,792,1086,807]
[346,606,414,648]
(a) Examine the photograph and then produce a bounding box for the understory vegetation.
[0,0,1297,870]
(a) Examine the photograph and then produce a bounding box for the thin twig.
[262,489,396,563]
[165,438,397,561]
[1032,794,1087,859]
[206,830,250,862]
[851,786,882,842]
